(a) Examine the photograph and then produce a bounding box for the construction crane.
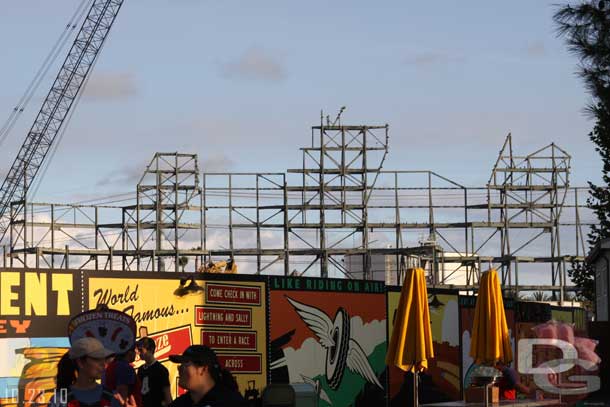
[0,0,125,243]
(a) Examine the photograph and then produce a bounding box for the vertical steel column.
[256,175,261,273]
[283,174,290,275]
[362,127,369,280]
[51,204,55,269]
[319,124,327,278]
[174,154,179,272]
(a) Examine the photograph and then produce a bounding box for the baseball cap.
[69,337,114,360]
[169,345,216,365]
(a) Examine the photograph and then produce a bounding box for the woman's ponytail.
[207,353,239,392]
[56,352,77,392]
[217,367,239,392]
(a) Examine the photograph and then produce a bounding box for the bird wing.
[286,296,334,348]
[347,339,383,389]
[300,374,315,386]
[319,388,332,405]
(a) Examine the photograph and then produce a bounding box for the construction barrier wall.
[0,268,590,407]
[0,270,268,407]
[387,288,461,405]
[269,276,387,406]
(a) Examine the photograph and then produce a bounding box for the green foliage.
[567,260,595,302]
[532,290,552,302]
[555,1,610,303]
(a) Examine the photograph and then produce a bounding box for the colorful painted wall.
[514,301,553,392]
[0,269,79,407]
[0,267,593,407]
[86,272,268,402]
[0,269,268,407]
[387,288,460,405]
[268,276,387,407]
[459,296,516,394]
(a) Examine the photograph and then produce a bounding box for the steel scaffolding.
[1,117,595,300]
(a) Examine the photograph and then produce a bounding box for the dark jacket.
[169,386,246,407]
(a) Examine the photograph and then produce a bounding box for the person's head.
[169,345,238,394]
[136,337,156,364]
[57,337,114,389]
[117,346,137,363]
[494,361,511,371]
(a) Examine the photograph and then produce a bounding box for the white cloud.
[96,160,147,187]
[202,154,235,172]
[83,72,138,101]
[404,52,464,67]
[441,299,459,346]
[0,338,30,376]
[221,47,286,82]
[282,315,386,383]
[525,42,545,57]
[350,316,386,355]
[284,337,326,381]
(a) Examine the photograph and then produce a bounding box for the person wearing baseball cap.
[168,345,246,407]
[49,337,125,407]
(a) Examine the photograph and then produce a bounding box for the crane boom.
[0,0,125,243]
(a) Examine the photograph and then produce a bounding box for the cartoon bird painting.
[300,374,332,405]
[286,296,383,390]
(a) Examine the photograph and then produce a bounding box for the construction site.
[0,121,593,301]
[0,0,595,303]
[0,1,603,406]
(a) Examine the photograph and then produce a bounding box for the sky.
[0,1,601,283]
[0,0,600,204]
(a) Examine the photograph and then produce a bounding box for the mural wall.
[387,288,460,405]
[0,269,268,407]
[0,267,593,407]
[86,272,268,403]
[0,269,79,407]
[269,276,387,407]
[459,296,516,394]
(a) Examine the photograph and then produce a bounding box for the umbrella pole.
[413,371,419,407]
[484,383,489,407]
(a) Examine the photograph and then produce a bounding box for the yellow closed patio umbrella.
[386,267,434,407]
[469,268,512,365]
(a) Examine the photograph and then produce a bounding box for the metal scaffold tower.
[4,153,202,273]
[482,135,572,300]
[286,113,390,278]
[123,153,202,272]
[0,115,595,301]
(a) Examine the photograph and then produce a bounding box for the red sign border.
[201,329,258,351]
[205,282,262,306]
[217,353,263,374]
[194,305,253,329]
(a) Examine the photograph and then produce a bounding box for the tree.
[178,256,189,272]
[532,290,552,302]
[555,1,610,304]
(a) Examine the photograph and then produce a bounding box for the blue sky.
[0,0,598,202]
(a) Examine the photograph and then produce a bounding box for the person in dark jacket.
[136,337,172,407]
[168,345,246,407]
